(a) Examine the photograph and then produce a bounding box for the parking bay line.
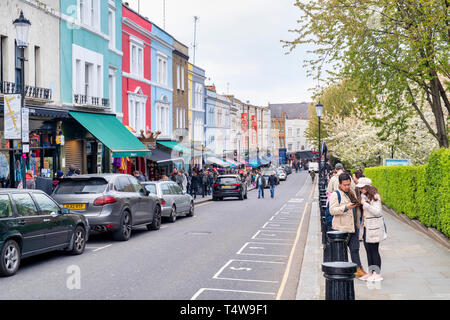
[91,244,112,252]
[191,288,276,300]
[212,259,285,283]
[236,242,291,257]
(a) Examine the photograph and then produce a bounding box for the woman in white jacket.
[356,177,386,282]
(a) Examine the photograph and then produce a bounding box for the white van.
[308,162,319,173]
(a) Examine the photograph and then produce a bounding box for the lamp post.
[316,101,323,188]
[13,10,31,189]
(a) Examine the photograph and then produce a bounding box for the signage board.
[383,159,411,166]
[3,94,21,139]
[22,108,29,143]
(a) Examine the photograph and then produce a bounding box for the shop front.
[0,105,69,188]
[67,111,151,175]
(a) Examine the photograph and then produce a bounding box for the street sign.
[383,159,411,166]
[21,107,29,143]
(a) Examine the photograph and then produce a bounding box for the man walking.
[256,172,266,199]
[329,172,367,278]
[268,173,277,198]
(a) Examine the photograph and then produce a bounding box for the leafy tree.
[283,0,449,147]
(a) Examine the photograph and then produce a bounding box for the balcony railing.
[74,94,109,108]
[0,81,52,101]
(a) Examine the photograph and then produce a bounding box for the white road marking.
[191,288,275,300]
[92,244,112,252]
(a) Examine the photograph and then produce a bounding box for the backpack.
[325,190,341,227]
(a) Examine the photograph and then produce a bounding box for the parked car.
[0,189,89,277]
[141,181,194,223]
[52,174,161,241]
[261,171,279,188]
[212,175,248,201]
[277,169,287,181]
[282,165,292,175]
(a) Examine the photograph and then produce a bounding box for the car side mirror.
[61,208,70,215]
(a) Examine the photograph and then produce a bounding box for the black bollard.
[327,231,349,262]
[322,261,357,300]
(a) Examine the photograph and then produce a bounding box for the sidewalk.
[296,187,450,300]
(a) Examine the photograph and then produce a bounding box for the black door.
[10,193,49,255]
[32,192,70,248]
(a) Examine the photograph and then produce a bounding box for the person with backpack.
[357,177,386,282]
[329,172,367,278]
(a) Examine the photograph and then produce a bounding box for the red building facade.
[121,4,152,175]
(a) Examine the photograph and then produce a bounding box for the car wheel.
[186,202,194,217]
[70,226,86,255]
[0,240,21,277]
[113,211,132,241]
[148,205,162,230]
[168,205,177,223]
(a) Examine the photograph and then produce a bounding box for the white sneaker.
[367,273,383,282]
[359,273,372,281]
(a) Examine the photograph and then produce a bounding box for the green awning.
[69,111,151,158]
[157,141,192,155]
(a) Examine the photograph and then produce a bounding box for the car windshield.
[217,177,239,184]
[277,170,284,174]
[54,178,108,194]
[144,184,157,195]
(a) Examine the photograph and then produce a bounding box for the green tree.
[283,0,449,148]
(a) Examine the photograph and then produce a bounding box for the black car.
[212,175,248,201]
[0,189,89,277]
[283,165,292,175]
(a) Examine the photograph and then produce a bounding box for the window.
[0,195,12,218]
[108,9,115,50]
[177,108,186,129]
[130,39,144,78]
[170,184,183,195]
[33,193,60,216]
[11,193,38,217]
[195,83,203,110]
[157,54,168,85]
[128,94,146,133]
[180,66,185,91]
[15,41,24,93]
[109,68,116,110]
[161,183,171,196]
[79,0,99,30]
[156,96,170,135]
[144,184,157,195]
[177,65,181,90]
[297,142,300,150]
[116,176,135,193]
[297,128,301,137]
[129,176,145,194]
[84,63,92,96]
[54,178,108,194]
[34,46,41,87]
[0,36,6,84]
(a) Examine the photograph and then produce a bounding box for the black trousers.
[347,230,362,268]
[363,228,381,272]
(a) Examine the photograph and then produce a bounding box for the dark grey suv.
[52,174,161,241]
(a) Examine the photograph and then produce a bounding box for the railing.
[0,81,52,100]
[74,94,109,108]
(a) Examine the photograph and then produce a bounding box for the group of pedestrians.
[255,170,278,199]
[326,163,386,282]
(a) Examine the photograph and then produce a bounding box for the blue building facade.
[150,24,174,140]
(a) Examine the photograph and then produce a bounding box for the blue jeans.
[258,186,264,198]
[270,185,275,198]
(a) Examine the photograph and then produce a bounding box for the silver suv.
[52,174,162,241]
[141,181,194,223]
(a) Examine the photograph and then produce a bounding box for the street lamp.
[13,11,31,189]
[316,101,323,189]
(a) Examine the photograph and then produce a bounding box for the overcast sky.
[125,0,314,106]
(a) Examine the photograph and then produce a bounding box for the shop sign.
[21,108,29,143]
[3,94,21,139]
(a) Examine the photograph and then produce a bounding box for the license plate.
[64,204,86,210]
[222,186,232,189]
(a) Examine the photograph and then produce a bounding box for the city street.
[0,172,313,300]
